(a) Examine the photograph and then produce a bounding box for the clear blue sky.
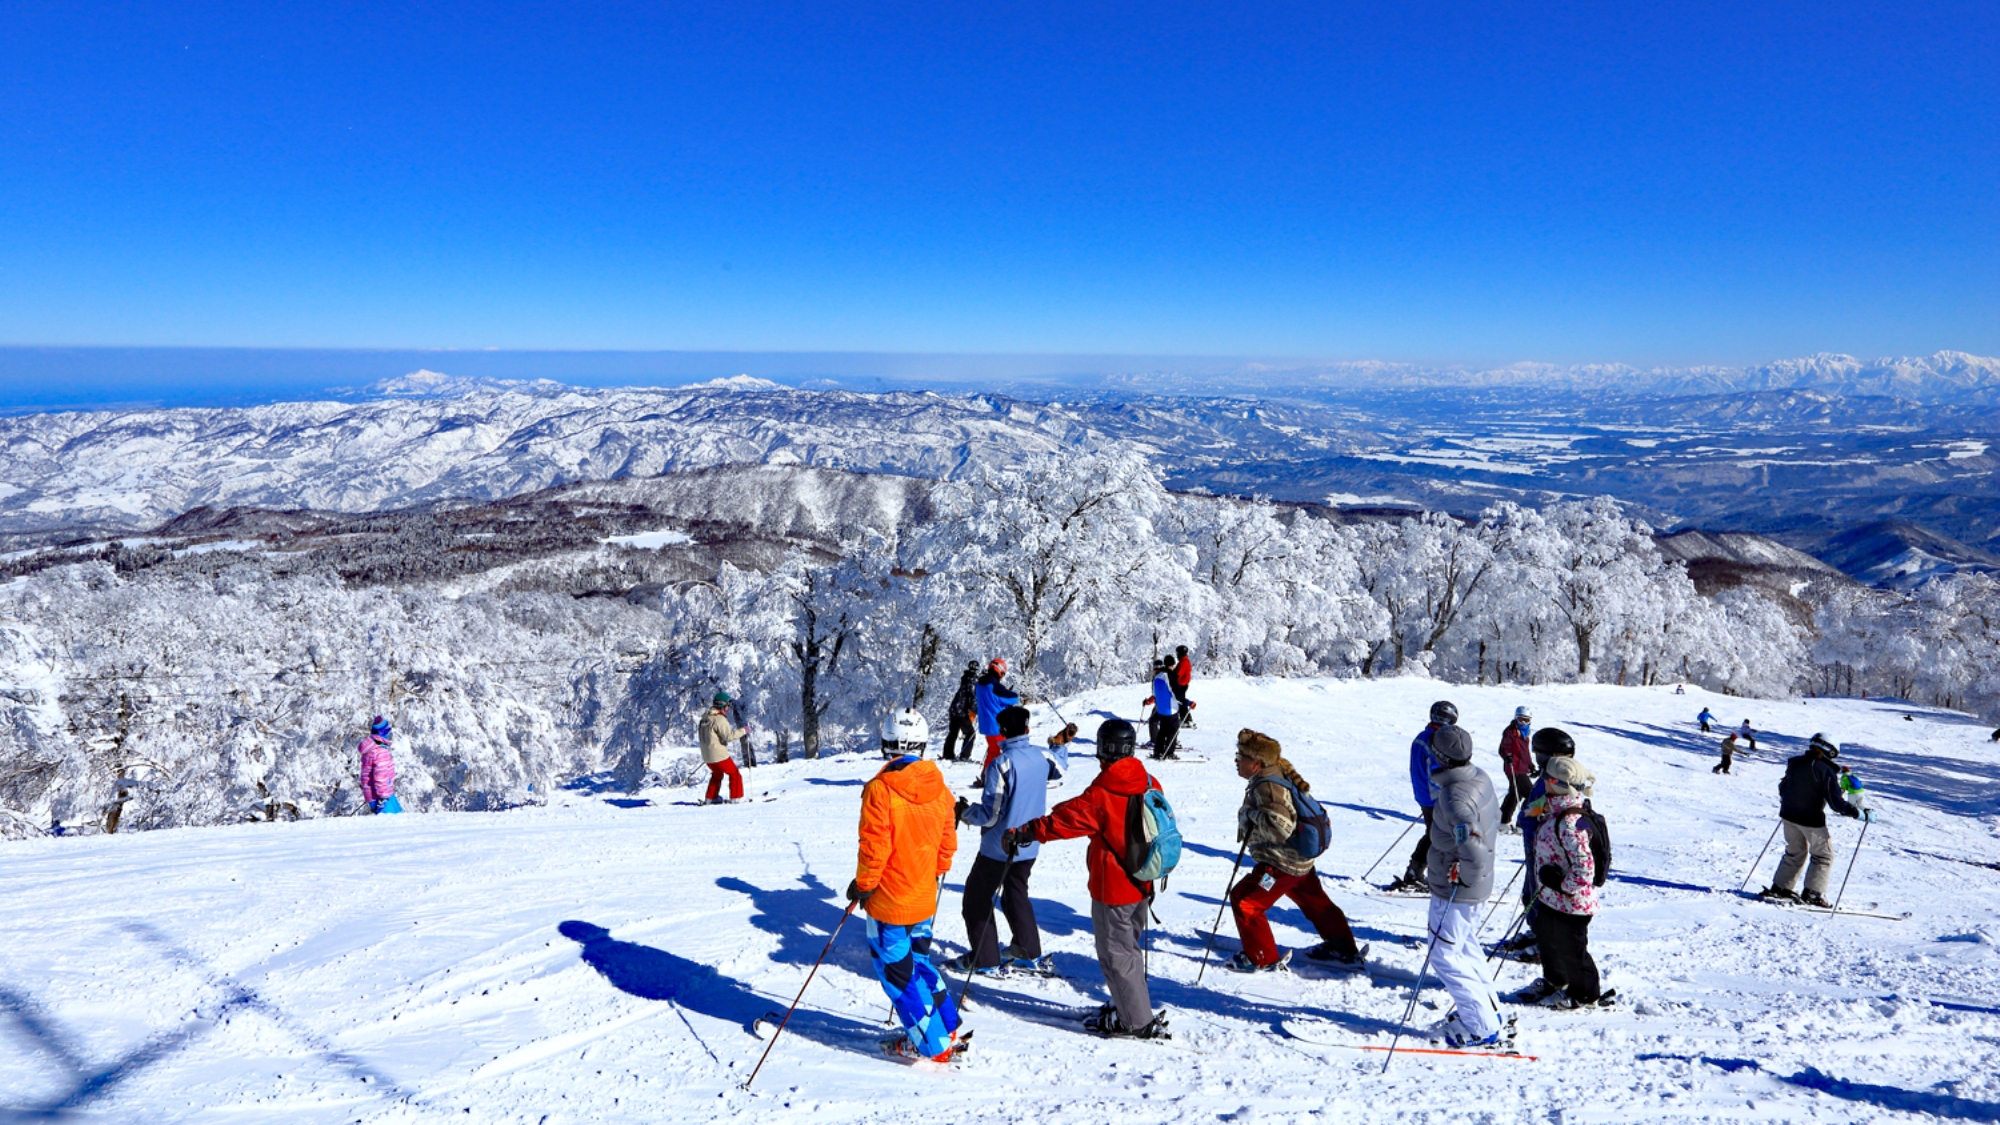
[2,1,1995,366]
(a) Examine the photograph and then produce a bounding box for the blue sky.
[2,1,1995,373]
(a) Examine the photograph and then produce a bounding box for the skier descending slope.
[1386,701,1456,894]
[1005,719,1170,1040]
[849,712,966,1062]
[698,693,746,803]
[1511,758,1616,1010]
[1760,733,1865,907]
[1226,730,1365,973]
[1419,722,1511,1048]
[357,716,400,814]
[973,659,1021,769]
[1698,708,1715,733]
[949,706,1049,975]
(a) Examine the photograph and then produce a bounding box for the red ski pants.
[1229,863,1358,966]
[982,734,1006,767]
[705,759,744,801]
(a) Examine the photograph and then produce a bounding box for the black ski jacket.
[948,671,977,718]
[1778,753,1858,828]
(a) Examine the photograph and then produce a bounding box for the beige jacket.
[1238,765,1315,877]
[698,708,744,765]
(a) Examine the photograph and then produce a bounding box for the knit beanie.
[1428,724,1474,768]
[1543,756,1595,796]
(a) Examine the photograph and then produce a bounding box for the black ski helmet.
[1427,724,1474,769]
[1809,732,1839,759]
[1096,718,1137,763]
[1531,727,1576,759]
[1429,700,1458,726]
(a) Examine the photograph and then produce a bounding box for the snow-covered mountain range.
[3,353,1996,582]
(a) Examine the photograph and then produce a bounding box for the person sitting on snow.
[1225,730,1366,973]
[357,716,400,814]
[1759,733,1864,908]
[950,706,1050,976]
[850,711,965,1062]
[1005,718,1169,1040]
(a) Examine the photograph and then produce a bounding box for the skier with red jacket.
[1497,707,1533,824]
[1004,718,1169,1040]
[1171,645,1195,729]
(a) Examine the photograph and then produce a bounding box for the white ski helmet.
[1514,706,1532,721]
[880,709,931,757]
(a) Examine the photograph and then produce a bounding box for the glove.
[1844,806,1862,820]
[844,879,875,906]
[1001,827,1025,854]
[954,796,970,821]
[1539,863,1564,892]
[1863,808,1873,823]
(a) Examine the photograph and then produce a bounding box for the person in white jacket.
[697,692,746,803]
[1421,723,1510,1048]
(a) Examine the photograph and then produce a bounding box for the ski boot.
[1303,941,1369,972]
[1506,977,1561,1005]
[1224,950,1292,974]
[1383,873,1429,896]
[1758,885,1799,903]
[941,952,1007,978]
[1085,1007,1170,1040]
[1799,890,1830,908]
[1439,1011,1517,1049]
[883,1028,972,1063]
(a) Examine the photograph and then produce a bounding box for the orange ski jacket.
[854,756,958,925]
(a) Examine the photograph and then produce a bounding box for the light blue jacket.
[959,735,1047,862]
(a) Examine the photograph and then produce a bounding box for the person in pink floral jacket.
[1514,757,1609,1009]
[358,716,401,814]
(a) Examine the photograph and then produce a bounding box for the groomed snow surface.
[3,680,1997,1123]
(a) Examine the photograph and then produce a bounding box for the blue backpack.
[1123,788,1183,888]
[1259,776,1330,860]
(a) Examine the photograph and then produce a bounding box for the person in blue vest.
[1386,701,1455,893]
[973,658,1021,770]
[949,705,1049,975]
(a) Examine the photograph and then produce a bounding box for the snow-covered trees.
[10,451,1936,839]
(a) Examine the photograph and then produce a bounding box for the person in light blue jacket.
[950,706,1049,973]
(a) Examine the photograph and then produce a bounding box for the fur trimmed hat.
[1237,729,1283,765]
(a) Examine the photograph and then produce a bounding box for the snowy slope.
[2,680,1997,1123]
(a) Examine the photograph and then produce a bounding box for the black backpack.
[1557,806,1612,887]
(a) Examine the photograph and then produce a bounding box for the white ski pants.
[1427,896,1502,1038]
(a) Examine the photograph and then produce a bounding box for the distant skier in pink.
[359,716,402,814]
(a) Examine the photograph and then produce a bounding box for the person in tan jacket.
[1226,730,1366,973]
[697,691,746,803]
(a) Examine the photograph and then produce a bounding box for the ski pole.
[1194,842,1249,986]
[1360,821,1417,884]
[1739,819,1783,892]
[1825,815,1871,919]
[1480,862,1524,935]
[1485,909,1525,966]
[742,899,857,1091]
[955,846,1020,1010]
[1383,884,1457,1074]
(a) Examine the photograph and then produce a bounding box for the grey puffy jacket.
[1425,762,1500,902]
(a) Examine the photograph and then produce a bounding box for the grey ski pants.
[1773,818,1836,897]
[1091,898,1154,1031]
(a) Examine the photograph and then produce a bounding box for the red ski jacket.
[1174,655,1192,688]
[1499,724,1532,777]
[1026,756,1162,907]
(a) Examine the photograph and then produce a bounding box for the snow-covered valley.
[3,678,1995,1123]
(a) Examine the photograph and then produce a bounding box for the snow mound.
[1,678,1995,1121]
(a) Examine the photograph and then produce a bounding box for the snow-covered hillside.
[3,679,1994,1123]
